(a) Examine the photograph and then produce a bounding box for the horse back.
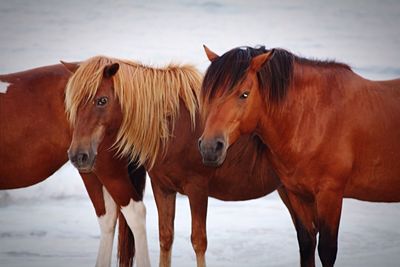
[376,78,400,90]
[342,75,400,201]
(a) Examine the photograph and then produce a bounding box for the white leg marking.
[96,187,118,267]
[0,81,10,94]
[121,199,151,267]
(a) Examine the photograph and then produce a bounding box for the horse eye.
[96,97,108,106]
[240,92,249,99]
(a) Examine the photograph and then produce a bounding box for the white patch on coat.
[96,187,117,267]
[121,199,151,267]
[0,81,10,93]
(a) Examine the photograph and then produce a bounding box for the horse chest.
[276,167,318,201]
[148,169,180,192]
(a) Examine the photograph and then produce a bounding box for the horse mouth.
[76,165,95,173]
[201,152,226,167]
[199,149,227,168]
[202,159,224,167]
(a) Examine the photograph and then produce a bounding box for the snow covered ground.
[0,0,399,266]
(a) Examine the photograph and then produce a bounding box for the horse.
[198,45,400,267]
[63,55,298,267]
[0,64,147,267]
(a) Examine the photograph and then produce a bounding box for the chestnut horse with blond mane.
[199,45,400,267]
[0,64,146,267]
[64,55,298,267]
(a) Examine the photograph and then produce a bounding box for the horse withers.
[198,45,400,267]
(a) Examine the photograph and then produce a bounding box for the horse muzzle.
[68,149,96,173]
[198,136,227,167]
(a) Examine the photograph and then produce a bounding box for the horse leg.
[186,185,208,267]
[118,163,147,267]
[97,186,118,267]
[150,178,177,267]
[120,196,149,267]
[81,173,117,267]
[286,191,318,267]
[276,186,297,225]
[316,188,343,267]
[94,156,150,267]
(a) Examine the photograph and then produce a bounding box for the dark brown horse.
[0,64,146,267]
[64,55,296,267]
[198,45,400,267]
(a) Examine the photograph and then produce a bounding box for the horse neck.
[257,62,353,165]
[219,133,281,191]
[146,100,202,170]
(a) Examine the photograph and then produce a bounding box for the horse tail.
[117,162,147,267]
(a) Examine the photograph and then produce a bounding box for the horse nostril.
[198,138,203,150]
[77,152,89,166]
[215,140,224,152]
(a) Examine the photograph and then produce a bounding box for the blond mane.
[65,55,201,169]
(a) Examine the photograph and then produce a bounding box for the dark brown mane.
[201,46,352,105]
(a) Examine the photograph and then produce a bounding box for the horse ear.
[103,63,120,78]
[60,60,80,73]
[250,50,274,72]
[203,45,219,62]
